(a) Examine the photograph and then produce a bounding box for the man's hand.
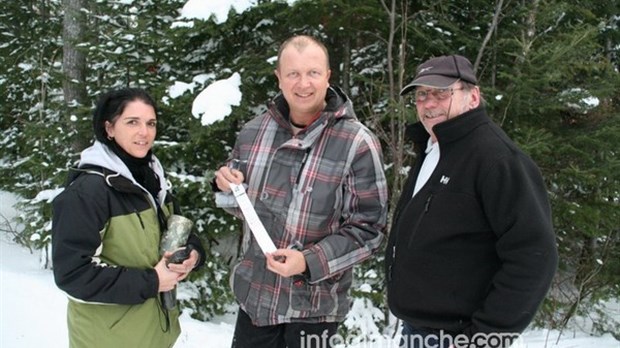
[266,249,307,278]
[214,165,244,191]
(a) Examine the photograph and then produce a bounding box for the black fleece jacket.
[385,107,558,337]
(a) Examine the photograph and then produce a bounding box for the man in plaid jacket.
[214,35,388,348]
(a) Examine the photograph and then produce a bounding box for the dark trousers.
[231,309,339,348]
[400,321,455,348]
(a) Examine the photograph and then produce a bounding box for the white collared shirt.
[413,138,440,197]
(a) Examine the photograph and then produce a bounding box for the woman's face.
[105,99,157,158]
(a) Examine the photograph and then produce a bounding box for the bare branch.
[474,0,505,74]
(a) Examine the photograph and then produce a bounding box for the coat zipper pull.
[134,209,145,229]
[388,245,396,282]
[295,148,311,186]
[424,195,432,211]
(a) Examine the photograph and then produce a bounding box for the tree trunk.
[62,0,87,106]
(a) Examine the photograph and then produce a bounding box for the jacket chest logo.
[440,175,450,185]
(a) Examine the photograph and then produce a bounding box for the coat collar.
[268,86,357,131]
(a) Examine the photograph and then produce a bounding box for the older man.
[386,55,558,348]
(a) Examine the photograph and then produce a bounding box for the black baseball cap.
[400,55,478,96]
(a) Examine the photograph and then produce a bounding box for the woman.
[51,88,205,348]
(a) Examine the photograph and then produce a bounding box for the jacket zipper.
[407,194,433,247]
[295,147,312,187]
[388,245,396,282]
[388,194,433,283]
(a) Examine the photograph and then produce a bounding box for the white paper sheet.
[229,183,277,254]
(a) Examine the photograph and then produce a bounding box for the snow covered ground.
[1,191,618,347]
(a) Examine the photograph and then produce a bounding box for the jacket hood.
[77,141,169,204]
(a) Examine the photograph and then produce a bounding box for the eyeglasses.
[414,87,464,103]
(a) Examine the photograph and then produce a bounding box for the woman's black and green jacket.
[51,141,204,348]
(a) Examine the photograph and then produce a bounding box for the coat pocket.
[289,277,321,312]
[231,258,253,305]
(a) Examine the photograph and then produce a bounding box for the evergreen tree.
[0,1,66,262]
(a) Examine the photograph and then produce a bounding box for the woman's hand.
[166,248,200,282]
[154,252,179,292]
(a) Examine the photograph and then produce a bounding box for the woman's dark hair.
[92,88,158,145]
